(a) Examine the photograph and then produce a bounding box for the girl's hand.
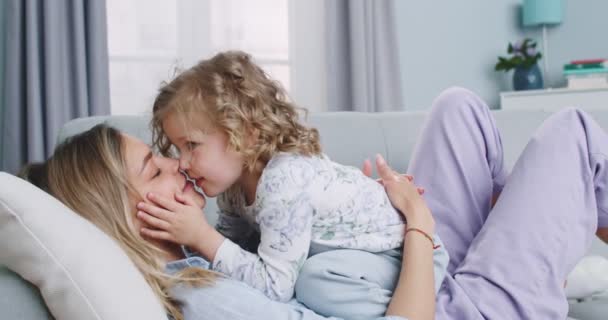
[136,192,210,248]
[375,154,435,234]
[362,158,424,195]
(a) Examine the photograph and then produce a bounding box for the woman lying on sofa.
[21,88,608,320]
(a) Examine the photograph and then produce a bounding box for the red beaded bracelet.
[405,227,441,250]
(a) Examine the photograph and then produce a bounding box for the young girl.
[136,51,449,306]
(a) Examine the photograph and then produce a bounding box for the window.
[210,0,290,90]
[107,0,179,115]
[107,0,325,115]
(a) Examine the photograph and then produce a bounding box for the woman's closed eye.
[152,168,161,179]
[185,141,199,150]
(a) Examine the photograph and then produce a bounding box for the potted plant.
[495,38,543,91]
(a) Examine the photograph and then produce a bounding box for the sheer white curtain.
[325,0,404,112]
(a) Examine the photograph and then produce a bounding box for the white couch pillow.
[0,172,168,320]
[566,255,608,300]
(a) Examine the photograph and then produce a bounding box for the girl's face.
[122,134,205,231]
[162,113,245,197]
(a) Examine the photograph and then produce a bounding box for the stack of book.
[563,59,608,89]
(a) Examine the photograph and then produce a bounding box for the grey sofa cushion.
[0,266,53,319]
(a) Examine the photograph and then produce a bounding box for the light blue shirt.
[166,255,408,320]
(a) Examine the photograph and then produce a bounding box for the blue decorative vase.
[513,64,543,91]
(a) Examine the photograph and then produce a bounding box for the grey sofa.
[2,108,608,319]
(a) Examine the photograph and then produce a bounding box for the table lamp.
[522,0,563,88]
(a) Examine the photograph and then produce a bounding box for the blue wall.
[396,0,608,109]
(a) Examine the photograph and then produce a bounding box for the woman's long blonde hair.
[19,124,214,320]
[151,50,322,171]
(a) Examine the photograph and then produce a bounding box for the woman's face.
[122,134,205,231]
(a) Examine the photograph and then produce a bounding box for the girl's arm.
[210,191,314,302]
[185,193,261,260]
[136,193,258,262]
[208,157,317,302]
[139,159,315,302]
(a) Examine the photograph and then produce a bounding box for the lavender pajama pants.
[295,87,608,319]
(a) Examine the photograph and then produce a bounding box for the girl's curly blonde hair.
[151,50,321,171]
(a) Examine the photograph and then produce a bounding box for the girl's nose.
[158,156,180,173]
[170,158,180,172]
[179,156,190,171]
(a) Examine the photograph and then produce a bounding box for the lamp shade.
[523,0,563,26]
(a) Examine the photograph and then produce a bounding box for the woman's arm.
[375,155,437,320]
[386,205,436,319]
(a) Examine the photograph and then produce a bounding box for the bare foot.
[597,227,608,244]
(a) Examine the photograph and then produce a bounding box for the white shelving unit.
[500,87,608,111]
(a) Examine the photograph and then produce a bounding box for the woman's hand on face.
[374,154,435,234]
[136,192,210,248]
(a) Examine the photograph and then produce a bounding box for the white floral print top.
[211,153,411,302]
